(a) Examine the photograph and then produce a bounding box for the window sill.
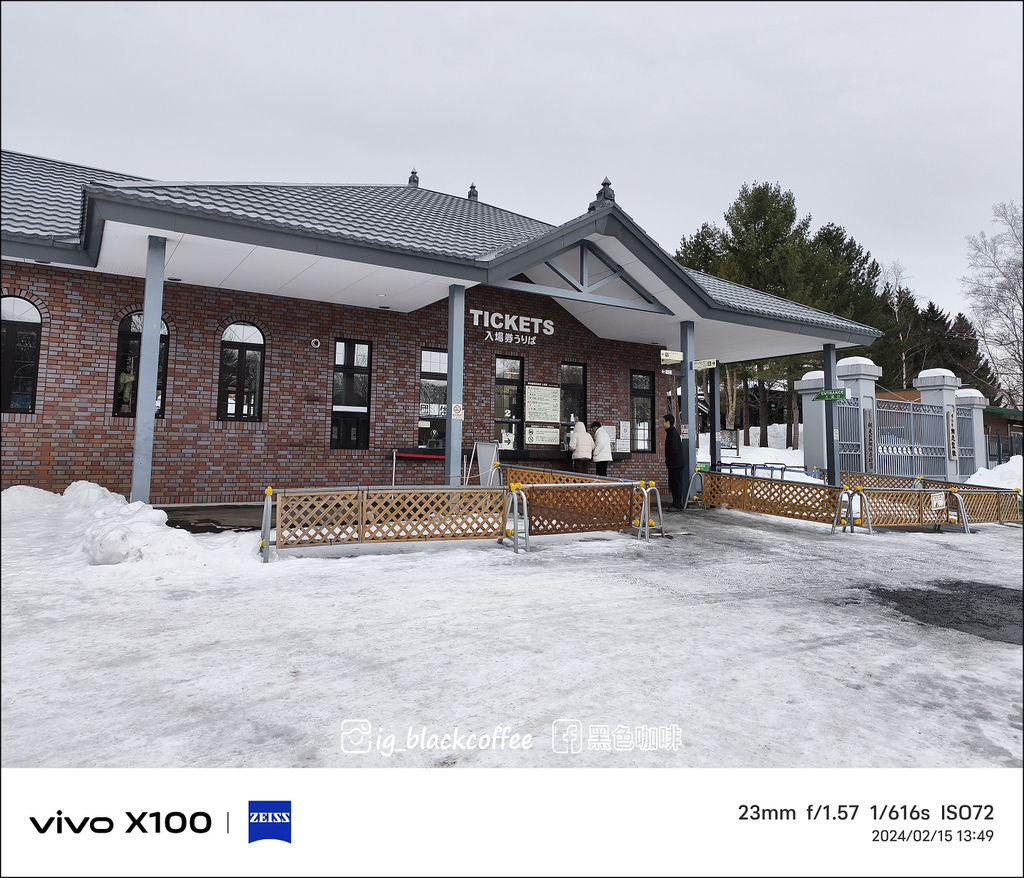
[211,420,268,432]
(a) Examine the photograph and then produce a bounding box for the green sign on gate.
[813,388,849,401]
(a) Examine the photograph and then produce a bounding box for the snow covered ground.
[2,428,1021,770]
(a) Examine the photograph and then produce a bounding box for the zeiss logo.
[248,801,291,844]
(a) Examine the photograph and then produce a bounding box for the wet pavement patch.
[160,504,264,534]
[868,580,1023,645]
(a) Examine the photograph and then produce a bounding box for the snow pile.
[2,481,212,566]
[967,455,1023,493]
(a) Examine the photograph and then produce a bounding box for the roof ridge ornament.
[468,183,478,201]
[588,177,615,212]
[408,168,419,188]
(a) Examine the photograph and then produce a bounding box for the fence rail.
[275,485,507,547]
[840,471,1022,522]
[504,464,649,524]
[270,470,655,556]
[696,470,1020,530]
[700,472,842,523]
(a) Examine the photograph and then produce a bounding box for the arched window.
[218,322,265,421]
[112,313,169,418]
[1,297,42,413]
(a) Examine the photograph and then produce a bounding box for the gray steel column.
[444,284,466,486]
[709,363,721,470]
[680,321,697,476]
[130,235,166,503]
[823,343,841,487]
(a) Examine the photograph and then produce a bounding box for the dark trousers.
[667,467,684,508]
[573,459,590,473]
[595,461,608,477]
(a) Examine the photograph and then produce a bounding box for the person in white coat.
[590,421,613,477]
[568,420,594,473]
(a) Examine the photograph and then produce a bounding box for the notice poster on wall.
[525,425,561,446]
[525,383,560,424]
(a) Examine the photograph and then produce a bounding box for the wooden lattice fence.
[700,472,841,524]
[504,465,603,486]
[841,471,1020,524]
[276,486,506,547]
[504,465,652,529]
[518,482,639,536]
[697,470,1020,529]
[858,489,952,528]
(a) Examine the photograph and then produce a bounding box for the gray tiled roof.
[680,266,881,335]
[2,149,553,261]
[1,150,149,242]
[87,179,555,262]
[1,149,880,339]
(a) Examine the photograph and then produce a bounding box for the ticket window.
[560,362,586,444]
[494,356,523,450]
[418,348,447,448]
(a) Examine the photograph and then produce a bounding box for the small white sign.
[660,350,684,364]
[693,358,718,370]
[451,403,464,420]
[525,425,560,446]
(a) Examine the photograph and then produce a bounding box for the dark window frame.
[1,314,42,414]
[331,338,372,450]
[217,323,266,422]
[559,361,587,443]
[630,369,655,453]
[112,313,170,419]
[494,355,524,450]
[418,347,447,449]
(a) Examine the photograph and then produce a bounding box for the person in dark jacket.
[663,413,686,511]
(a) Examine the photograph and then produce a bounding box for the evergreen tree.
[864,280,921,390]
[675,183,883,447]
[943,314,1004,402]
[719,182,810,299]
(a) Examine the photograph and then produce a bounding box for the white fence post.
[914,368,962,483]
[838,356,882,474]
[795,370,826,476]
[955,388,989,477]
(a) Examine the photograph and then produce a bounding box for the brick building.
[1,151,881,504]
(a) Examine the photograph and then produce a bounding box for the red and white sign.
[451,404,464,420]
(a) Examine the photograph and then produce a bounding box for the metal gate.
[876,398,946,478]
[956,406,975,478]
[837,396,862,474]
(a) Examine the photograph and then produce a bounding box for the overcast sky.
[2,1,1021,318]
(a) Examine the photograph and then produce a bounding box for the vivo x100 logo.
[248,801,291,843]
[30,810,212,834]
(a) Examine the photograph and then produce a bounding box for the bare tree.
[880,260,920,389]
[960,201,1023,407]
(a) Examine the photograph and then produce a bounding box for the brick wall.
[2,261,676,503]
